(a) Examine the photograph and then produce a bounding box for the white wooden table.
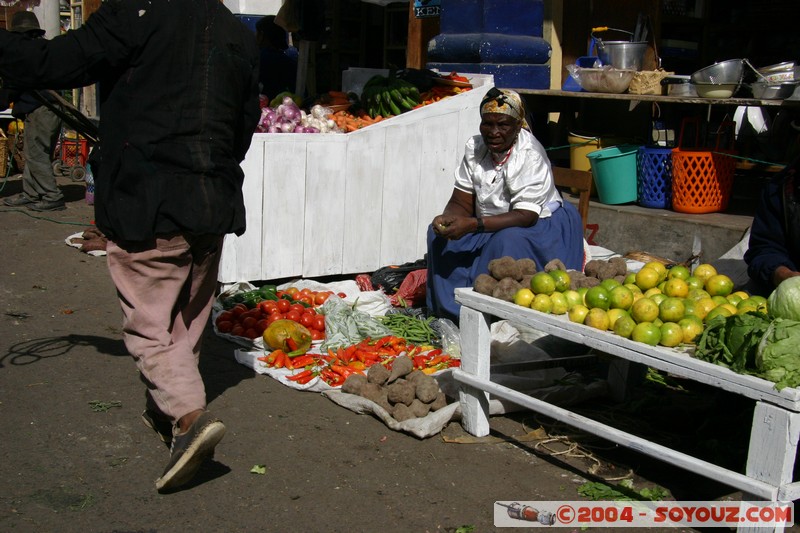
[454,288,800,531]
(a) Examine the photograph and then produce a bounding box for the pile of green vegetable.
[694,278,800,390]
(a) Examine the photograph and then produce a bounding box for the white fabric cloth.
[453,128,563,218]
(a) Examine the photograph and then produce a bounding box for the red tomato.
[244,328,259,339]
[301,307,317,317]
[300,296,314,307]
[256,319,270,333]
[299,288,314,298]
[231,325,245,337]
[231,303,249,317]
[300,313,315,329]
[217,310,234,323]
[242,316,258,329]
[266,313,284,325]
[289,303,305,316]
[285,287,300,298]
[314,292,331,306]
[311,329,324,341]
[313,315,326,332]
[276,299,291,313]
[285,310,302,323]
[216,320,233,333]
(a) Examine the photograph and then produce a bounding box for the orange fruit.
[530,272,556,295]
[631,297,660,323]
[679,316,705,343]
[663,278,689,298]
[530,293,553,313]
[643,261,668,282]
[667,265,691,280]
[704,305,733,323]
[568,304,590,324]
[693,263,718,283]
[693,297,717,320]
[635,267,661,291]
[600,278,622,292]
[659,297,686,323]
[660,322,684,347]
[686,276,706,291]
[513,288,535,307]
[613,314,637,339]
[705,274,734,297]
[631,322,661,346]
[563,289,584,310]
[608,285,634,310]
[585,286,611,310]
[550,292,569,315]
[584,307,611,331]
[548,270,572,292]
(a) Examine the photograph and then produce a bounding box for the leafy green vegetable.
[756,319,800,390]
[694,312,771,372]
[768,277,800,321]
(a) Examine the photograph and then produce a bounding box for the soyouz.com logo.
[494,501,793,528]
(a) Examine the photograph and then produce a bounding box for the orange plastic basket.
[671,118,736,214]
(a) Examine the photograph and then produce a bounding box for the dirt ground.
[0,172,796,532]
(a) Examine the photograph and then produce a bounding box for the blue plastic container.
[586,144,639,204]
[636,146,673,209]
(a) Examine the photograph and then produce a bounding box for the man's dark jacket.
[0,0,261,241]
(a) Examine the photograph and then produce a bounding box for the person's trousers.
[106,233,223,423]
[22,105,63,202]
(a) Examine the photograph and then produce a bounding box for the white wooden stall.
[454,287,800,532]
[219,75,494,284]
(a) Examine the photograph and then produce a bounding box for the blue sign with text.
[414,0,441,18]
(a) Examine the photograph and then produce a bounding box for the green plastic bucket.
[586,144,639,204]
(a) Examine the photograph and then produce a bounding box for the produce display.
[214,285,335,342]
[257,335,460,387]
[476,255,768,350]
[254,71,473,134]
[694,277,800,390]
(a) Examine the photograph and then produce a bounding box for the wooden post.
[405,2,439,69]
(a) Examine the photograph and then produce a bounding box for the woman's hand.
[432,214,476,240]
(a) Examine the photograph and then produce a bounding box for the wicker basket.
[9,133,25,173]
[628,69,673,95]
[0,130,7,177]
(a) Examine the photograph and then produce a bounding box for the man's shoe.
[141,409,174,445]
[155,411,225,493]
[28,199,66,212]
[4,194,36,207]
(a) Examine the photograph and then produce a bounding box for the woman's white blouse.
[453,128,562,218]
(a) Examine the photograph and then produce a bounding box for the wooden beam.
[405,3,439,69]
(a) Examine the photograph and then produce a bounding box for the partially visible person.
[0,1,260,492]
[256,15,297,99]
[1,12,64,212]
[426,88,585,323]
[743,155,800,295]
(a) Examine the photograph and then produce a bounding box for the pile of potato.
[341,355,448,422]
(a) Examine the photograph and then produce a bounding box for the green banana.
[386,92,403,116]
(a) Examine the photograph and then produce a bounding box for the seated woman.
[743,154,800,296]
[426,88,585,323]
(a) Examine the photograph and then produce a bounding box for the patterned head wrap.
[480,88,528,128]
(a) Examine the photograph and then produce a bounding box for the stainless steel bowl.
[691,59,745,85]
[750,80,800,100]
[756,61,797,83]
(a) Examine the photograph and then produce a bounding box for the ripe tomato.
[256,319,270,333]
[242,316,258,329]
[217,311,234,323]
[276,299,291,313]
[285,287,300,298]
[285,310,302,323]
[299,313,315,329]
[314,291,331,306]
[216,320,233,333]
[299,288,314,298]
[231,325,245,337]
[313,314,326,332]
[244,328,259,339]
[289,303,306,316]
[266,313,284,325]
[311,329,324,341]
[231,303,249,317]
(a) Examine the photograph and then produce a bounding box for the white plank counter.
[218,75,494,285]
[454,287,800,530]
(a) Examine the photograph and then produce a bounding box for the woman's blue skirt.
[426,202,585,323]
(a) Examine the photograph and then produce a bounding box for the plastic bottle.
[84,151,95,205]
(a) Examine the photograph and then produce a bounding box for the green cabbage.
[755,318,800,390]
[768,277,800,321]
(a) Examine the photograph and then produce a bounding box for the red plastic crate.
[61,137,89,167]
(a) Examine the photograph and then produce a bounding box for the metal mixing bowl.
[691,59,745,85]
[750,80,800,100]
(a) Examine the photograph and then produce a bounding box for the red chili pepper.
[296,372,316,385]
[287,369,314,382]
[271,350,287,369]
[286,337,299,352]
